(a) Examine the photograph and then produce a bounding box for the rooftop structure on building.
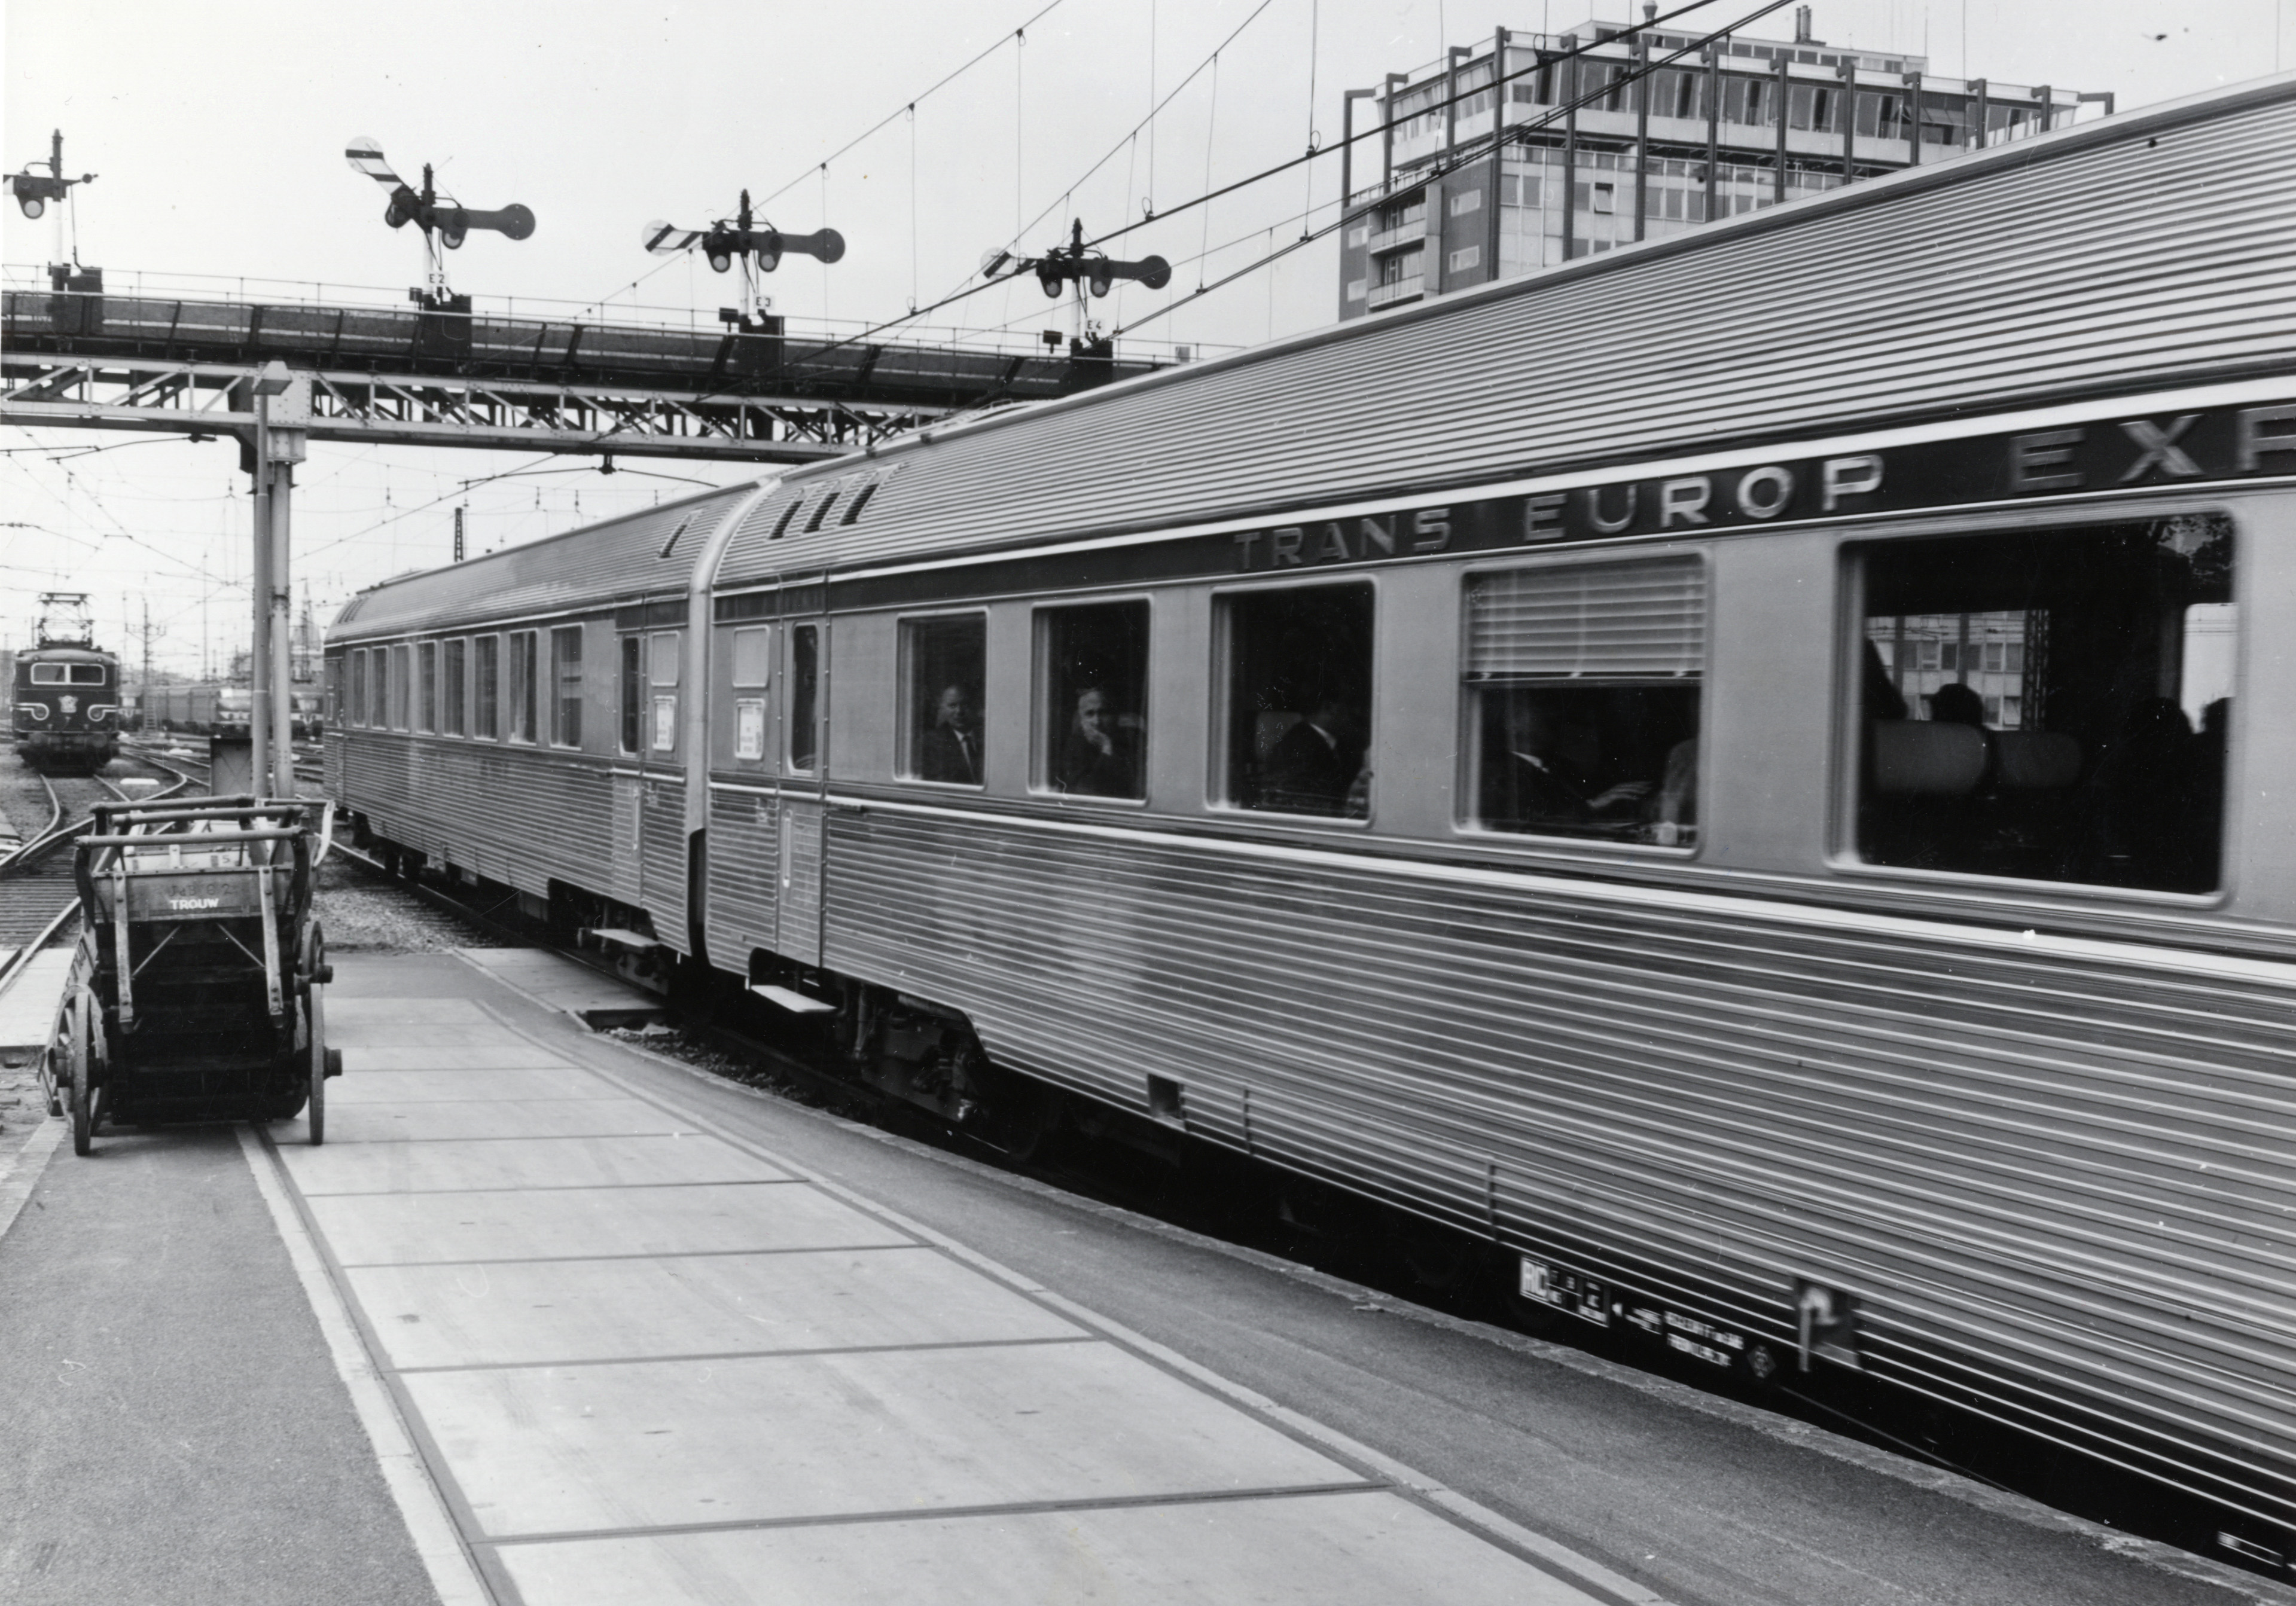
[1335,5,2110,318]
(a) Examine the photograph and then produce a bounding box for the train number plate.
[1519,1257,1611,1327]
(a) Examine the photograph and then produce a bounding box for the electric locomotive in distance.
[11,593,119,775]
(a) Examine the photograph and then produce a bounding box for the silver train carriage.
[12,645,121,774]
[326,78,2296,1562]
[141,682,259,737]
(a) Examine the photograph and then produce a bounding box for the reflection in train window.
[789,624,820,772]
[29,664,65,684]
[1038,602,1147,799]
[508,631,538,743]
[1856,514,2234,892]
[900,615,986,785]
[348,652,367,728]
[551,627,583,747]
[443,639,466,736]
[1222,583,1374,818]
[474,636,499,739]
[1464,557,1705,845]
[391,644,411,731]
[618,636,643,753]
[417,642,438,734]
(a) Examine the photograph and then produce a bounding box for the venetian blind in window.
[1465,557,1705,680]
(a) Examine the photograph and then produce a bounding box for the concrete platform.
[263,951,1630,1605]
[12,944,2274,1606]
[0,948,71,1061]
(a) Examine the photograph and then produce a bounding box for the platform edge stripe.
[528,1049,1679,1606]
[235,1124,496,1606]
[0,1118,65,1244]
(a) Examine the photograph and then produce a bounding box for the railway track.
[0,755,197,998]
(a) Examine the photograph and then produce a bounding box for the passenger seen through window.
[904,615,985,784]
[1039,602,1147,799]
[1464,557,1705,845]
[1223,585,1374,818]
[1856,515,2234,892]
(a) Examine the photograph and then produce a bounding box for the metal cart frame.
[47,796,340,1155]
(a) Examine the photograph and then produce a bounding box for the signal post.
[245,361,304,798]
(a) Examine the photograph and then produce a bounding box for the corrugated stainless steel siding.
[777,803,826,965]
[719,88,2296,586]
[821,805,2296,1519]
[704,786,780,966]
[337,732,614,904]
[640,775,688,949]
[608,777,644,908]
[333,484,757,643]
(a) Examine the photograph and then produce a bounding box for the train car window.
[474,636,500,739]
[551,627,584,747]
[348,651,367,727]
[69,664,104,685]
[442,640,466,736]
[369,648,388,728]
[730,627,772,688]
[1035,602,1148,800]
[650,631,681,687]
[789,624,820,772]
[1855,514,2234,893]
[900,615,986,785]
[29,664,66,685]
[508,631,538,743]
[618,636,643,753]
[1464,557,1705,846]
[1219,583,1375,818]
[416,642,438,733]
[730,628,773,762]
[390,644,411,731]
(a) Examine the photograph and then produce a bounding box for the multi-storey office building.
[1337,7,2106,317]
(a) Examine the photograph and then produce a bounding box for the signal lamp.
[708,248,734,273]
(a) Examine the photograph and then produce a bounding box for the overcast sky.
[3,0,2285,674]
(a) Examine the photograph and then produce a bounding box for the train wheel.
[993,1079,1065,1165]
[66,994,93,1158]
[306,984,327,1147]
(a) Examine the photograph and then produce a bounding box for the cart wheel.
[66,996,93,1158]
[307,984,327,1147]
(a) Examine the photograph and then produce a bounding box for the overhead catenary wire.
[583,1,1067,317]
[993,0,1276,263]
[1105,0,1797,337]
[776,0,1754,375]
[754,0,1066,215]
[1083,0,1749,254]
[514,0,1761,469]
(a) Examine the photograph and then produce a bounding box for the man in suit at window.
[919,683,981,783]
[1484,693,1649,830]
[1263,695,1367,817]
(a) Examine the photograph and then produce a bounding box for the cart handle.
[83,828,307,848]
[102,802,314,826]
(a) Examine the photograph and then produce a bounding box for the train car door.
[608,626,646,909]
[776,587,828,966]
